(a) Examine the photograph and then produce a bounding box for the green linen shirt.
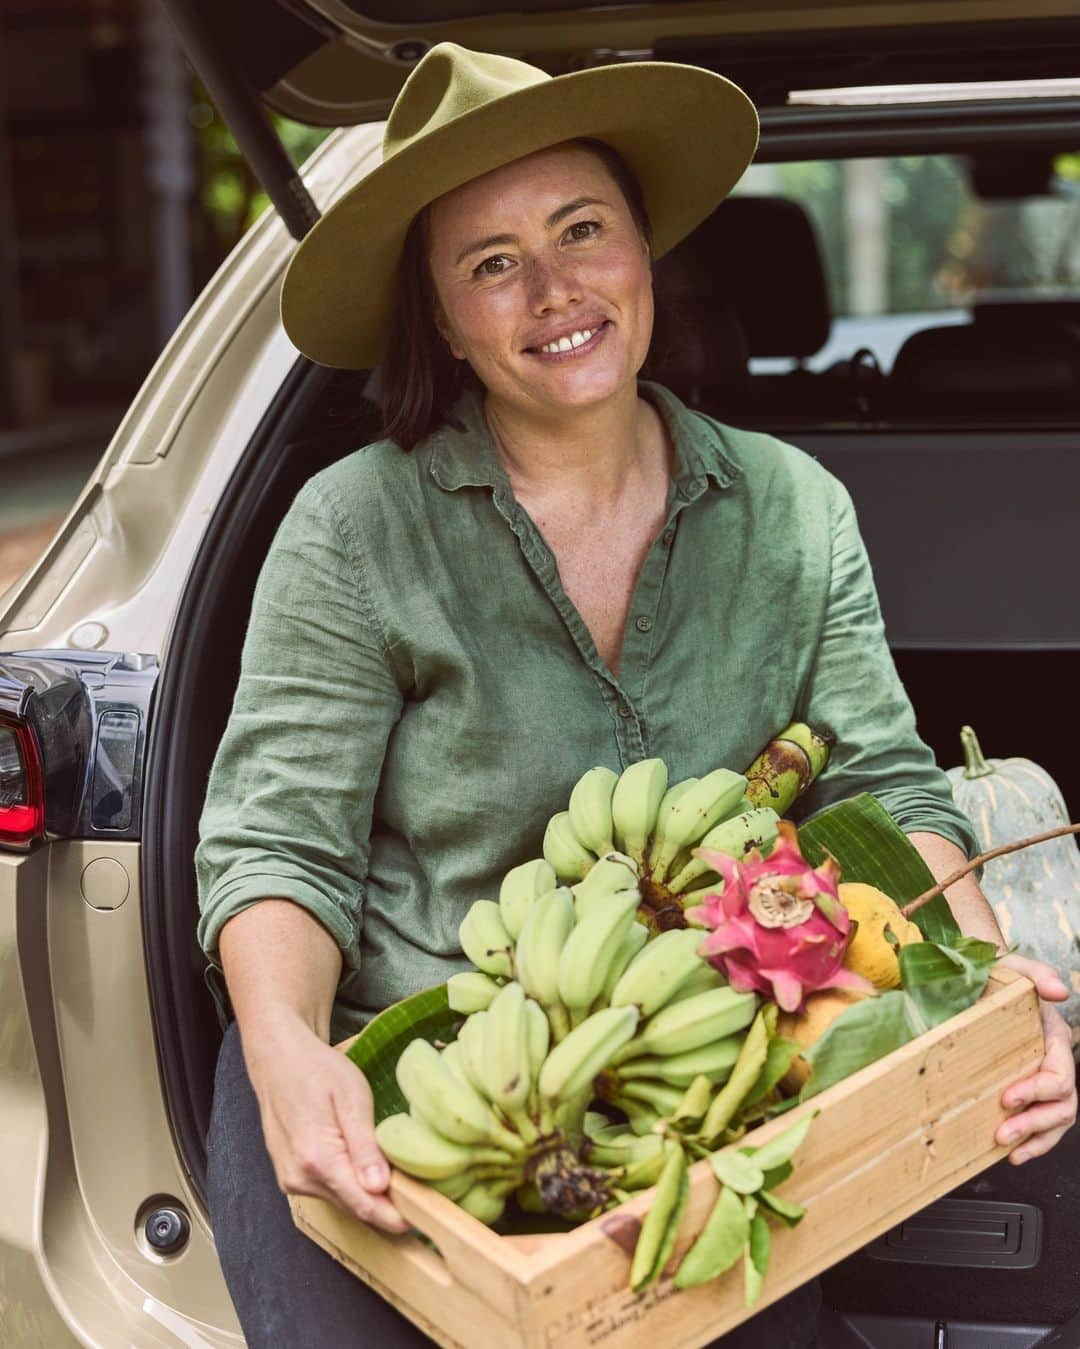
[195,377,978,1042]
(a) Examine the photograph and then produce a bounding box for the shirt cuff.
[197,872,363,974]
[873,788,984,883]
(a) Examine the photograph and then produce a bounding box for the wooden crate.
[290,966,1043,1349]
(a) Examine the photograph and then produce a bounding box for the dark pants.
[207,1020,823,1348]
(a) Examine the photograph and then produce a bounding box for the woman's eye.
[474,254,510,278]
[567,220,600,241]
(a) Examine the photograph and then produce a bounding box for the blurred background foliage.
[191,82,330,256]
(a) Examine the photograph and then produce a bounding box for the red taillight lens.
[0,719,45,847]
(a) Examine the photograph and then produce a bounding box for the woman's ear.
[433,301,466,361]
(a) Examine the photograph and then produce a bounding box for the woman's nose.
[526,255,582,312]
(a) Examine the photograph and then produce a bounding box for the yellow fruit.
[776,988,872,1094]
[839,882,923,991]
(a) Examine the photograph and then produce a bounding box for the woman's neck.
[483,383,669,508]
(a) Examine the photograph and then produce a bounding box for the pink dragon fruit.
[686,822,874,1014]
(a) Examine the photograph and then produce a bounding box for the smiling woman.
[382,137,654,451]
[189,39,1069,1349]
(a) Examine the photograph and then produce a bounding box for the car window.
[731,151,1080,374]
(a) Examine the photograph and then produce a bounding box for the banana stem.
[901,821,1080,920]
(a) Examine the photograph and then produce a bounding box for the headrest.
[889,321,1080,414]
[670,195,832,359]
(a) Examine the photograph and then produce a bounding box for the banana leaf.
[797,793,961,944]
[345,984,457,1122]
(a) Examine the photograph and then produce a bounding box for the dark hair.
[380,138,654,452]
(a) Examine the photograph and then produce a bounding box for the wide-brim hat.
[280,42,759,370]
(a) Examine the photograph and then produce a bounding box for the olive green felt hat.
[279,42,759,370]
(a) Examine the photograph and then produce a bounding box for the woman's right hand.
[242,1009,410,1235]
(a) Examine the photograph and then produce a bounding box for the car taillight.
[0,718,45,847]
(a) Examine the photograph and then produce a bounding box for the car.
[1,1,1078,1345]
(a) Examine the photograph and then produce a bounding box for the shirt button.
[662,528,675,546]
[635,616,653,633]
[617,703,632,719]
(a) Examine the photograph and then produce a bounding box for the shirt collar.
[427,378,742,496]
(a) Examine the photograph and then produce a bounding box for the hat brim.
[280,61,759,370]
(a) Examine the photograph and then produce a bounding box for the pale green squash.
[946,725,1080,1029]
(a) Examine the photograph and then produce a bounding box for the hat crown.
[384,43,552,161]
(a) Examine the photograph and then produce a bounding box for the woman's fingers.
[997,1005,1078,1164]
[998,952,1070,1002]
[332,1074,391,1194]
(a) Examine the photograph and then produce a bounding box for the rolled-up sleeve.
[195,476,403,971]
[793,477,979,860]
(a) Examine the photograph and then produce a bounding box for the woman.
[196,43,1076,1348]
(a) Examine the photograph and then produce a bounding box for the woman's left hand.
[995,952,1077,1165]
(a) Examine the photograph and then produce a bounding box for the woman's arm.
[907,831,1077,1166]
[219,899,408,1233]
[905,831,1004,948]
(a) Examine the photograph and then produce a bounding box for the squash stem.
[959,724,995,779]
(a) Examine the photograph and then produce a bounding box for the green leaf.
[674,1184,749,1288]
[742,1035,802,1108]
[899,938,998,1028]
[744,1209,771,1307]
[345,984,457,1122]
[797,793,960,943]
[799,991,927,1102]
[741,1110,816,1172]
[758,1189,806,1227]
[709,1150,765,1195]
[761,1161,794,1190]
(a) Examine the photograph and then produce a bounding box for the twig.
[901,822,1080,920]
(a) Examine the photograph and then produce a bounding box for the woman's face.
[426,142,653,417]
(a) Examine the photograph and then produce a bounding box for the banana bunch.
[538,760,784,930]
[377,736,829,1237]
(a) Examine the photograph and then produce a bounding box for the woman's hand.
[995,953,1077,1165]
[243,1009,410,1234]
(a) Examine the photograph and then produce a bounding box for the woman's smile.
[524,319,613,362]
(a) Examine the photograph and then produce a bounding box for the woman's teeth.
[537,325,602,354]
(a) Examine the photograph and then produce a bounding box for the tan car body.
[0,0,1074,1342]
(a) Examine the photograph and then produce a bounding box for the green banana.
[458,900,515,979]
[446,970,503,1014]
[620,986,759,1062]
[615,1078,685,1116]
[667,807,781,895]
[611,758,668,867]
[623,1098,663,1136]
[543,811,596,882]
[666,960,728,1004]
[458,1179,512,1225]
[374,1112,512,1180]
[617,1034,743,1088]
[428,1169,484,1201]
[395,1038,522,1152]
[557,889,640,1017]
[648,768,748,883]
[742,722,831,815]
[630,1139,689,1292]
[570,853,639,920]
[514,886,575,1019]
[619,1144,669,1192]
[440,1039,470,1085]
[537,1004,639,1106]
[525,995,551,1082]
[456,1009,492,1097]
[499,857,558,940]
[599,921,649,1005]
[567,765,619,857]
[482,982,534,1129]
[608,927,705,1017]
